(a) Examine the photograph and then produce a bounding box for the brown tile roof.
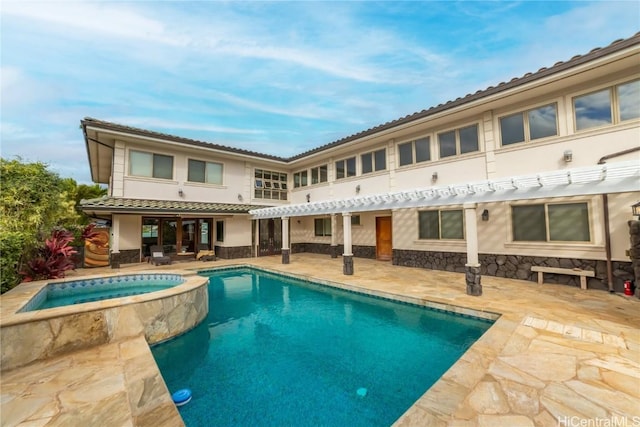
[80,197,269,214]
[82,32,640,162]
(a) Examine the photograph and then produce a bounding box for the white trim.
[250,161,640,219]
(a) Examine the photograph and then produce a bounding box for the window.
[129,150,173,179]
[418,210,464,240]
[361,148,386,174]
[216,221,224,242]
[187,159,223,184]
[399,137,430,166]
[335,157,356,179]
[438,124,478,158]
[500,104,558,146]
[351,215,361,226]
[293,170,308,188]
[574,79,640,131]
[512,202,590,242]
[311,165,328,184]
[314,218,331,236]
[255,169,287,200]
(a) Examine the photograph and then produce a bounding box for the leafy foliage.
[21,229,78,282]
[0,158,106,293]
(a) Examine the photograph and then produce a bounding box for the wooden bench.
[531,266,595,290]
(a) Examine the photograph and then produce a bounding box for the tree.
[0,158,103,293]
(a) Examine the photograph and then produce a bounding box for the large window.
[216,221,224,242]
[335,157,356,179]
[129,150,173,179]
[255,169,287,200]
[574,79,640,131]
[361,148,386,174]
[311,165,328,184]
[293,170,308,188]
[438,124,479,159]
[398,137,430,166]
[188,159,223,184]
[500,104,558,146]
[418,210,464,240]
[314,218,332,237]
[512,202,590,242]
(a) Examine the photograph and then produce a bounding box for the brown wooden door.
[376,216,392,261]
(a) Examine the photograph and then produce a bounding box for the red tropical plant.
[81,223,102,244]
[21,228,78,282]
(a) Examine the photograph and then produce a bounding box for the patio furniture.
[150,245,172,265]
[197,244,216,262]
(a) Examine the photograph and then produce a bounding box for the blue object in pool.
[357,387,368,397]
[172,388,192,406]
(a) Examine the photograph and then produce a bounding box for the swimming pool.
[152,267,494,426]
[20,273,185,311]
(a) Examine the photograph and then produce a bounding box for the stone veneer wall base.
[393,249,633,292]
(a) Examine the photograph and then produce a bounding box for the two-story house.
[81,33,640,292]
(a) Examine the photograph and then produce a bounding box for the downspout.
[597,147,640,292]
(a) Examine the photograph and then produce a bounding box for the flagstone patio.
[1,254,639,426]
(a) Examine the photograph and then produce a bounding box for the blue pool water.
[152,267,493,426]
[22,273,184,311]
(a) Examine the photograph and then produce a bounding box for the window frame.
[335,157,356,180]
[310,165,328,185]
[573,78,640,132]
[511,201,591,243]
[293,170,308,188]
[499,103,559,147]
[254,169,288,200]
[361,148,386,174]
[418,209,465,240]
[314,217,332,237]
[437,124,479,159]
[398,136,431,167]
[187,158,223,185]
[129,150,174,180]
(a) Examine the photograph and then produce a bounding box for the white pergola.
[249,161,640,284]
[250,161,640,219]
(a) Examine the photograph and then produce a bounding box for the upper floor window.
[311,165,328,184]
[512,202,590,242]
[418,210,464,240]
[129,150,173,180]
[574,79,640,131]
[500,104,558,146]
[255,169,287,200]
[335,157,356,179]
[187,159,223,185]
[398,137,430,166]
[438,124,479,159]
[361,148,386,174]
[314,217,332,237]
[293,170,308,188]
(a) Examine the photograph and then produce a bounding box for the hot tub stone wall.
[0,277,208,372]
[392,249,633,292]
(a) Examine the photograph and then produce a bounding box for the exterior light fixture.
[481,209,489,221]
[563,150,573,163]
[355,185,361,194]
[237,193,243,202]
[632,201,640,218]
[306,193,311,203]
[431,172,438,183]
[178,189,184,197]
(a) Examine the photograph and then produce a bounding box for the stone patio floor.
[1,253,639,426]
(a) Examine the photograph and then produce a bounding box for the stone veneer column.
[342,212,354,275]
[464,203,482,296]
[110,215,120,269]
[281,217,290,264]
[629,219,640,298]
[330,214,338,258]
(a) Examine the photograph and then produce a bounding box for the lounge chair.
[197,244,216,262]
[150,245,172,265]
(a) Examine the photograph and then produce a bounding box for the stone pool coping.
[1,254,639,426]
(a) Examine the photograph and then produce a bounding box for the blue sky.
[1,1,639,184]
